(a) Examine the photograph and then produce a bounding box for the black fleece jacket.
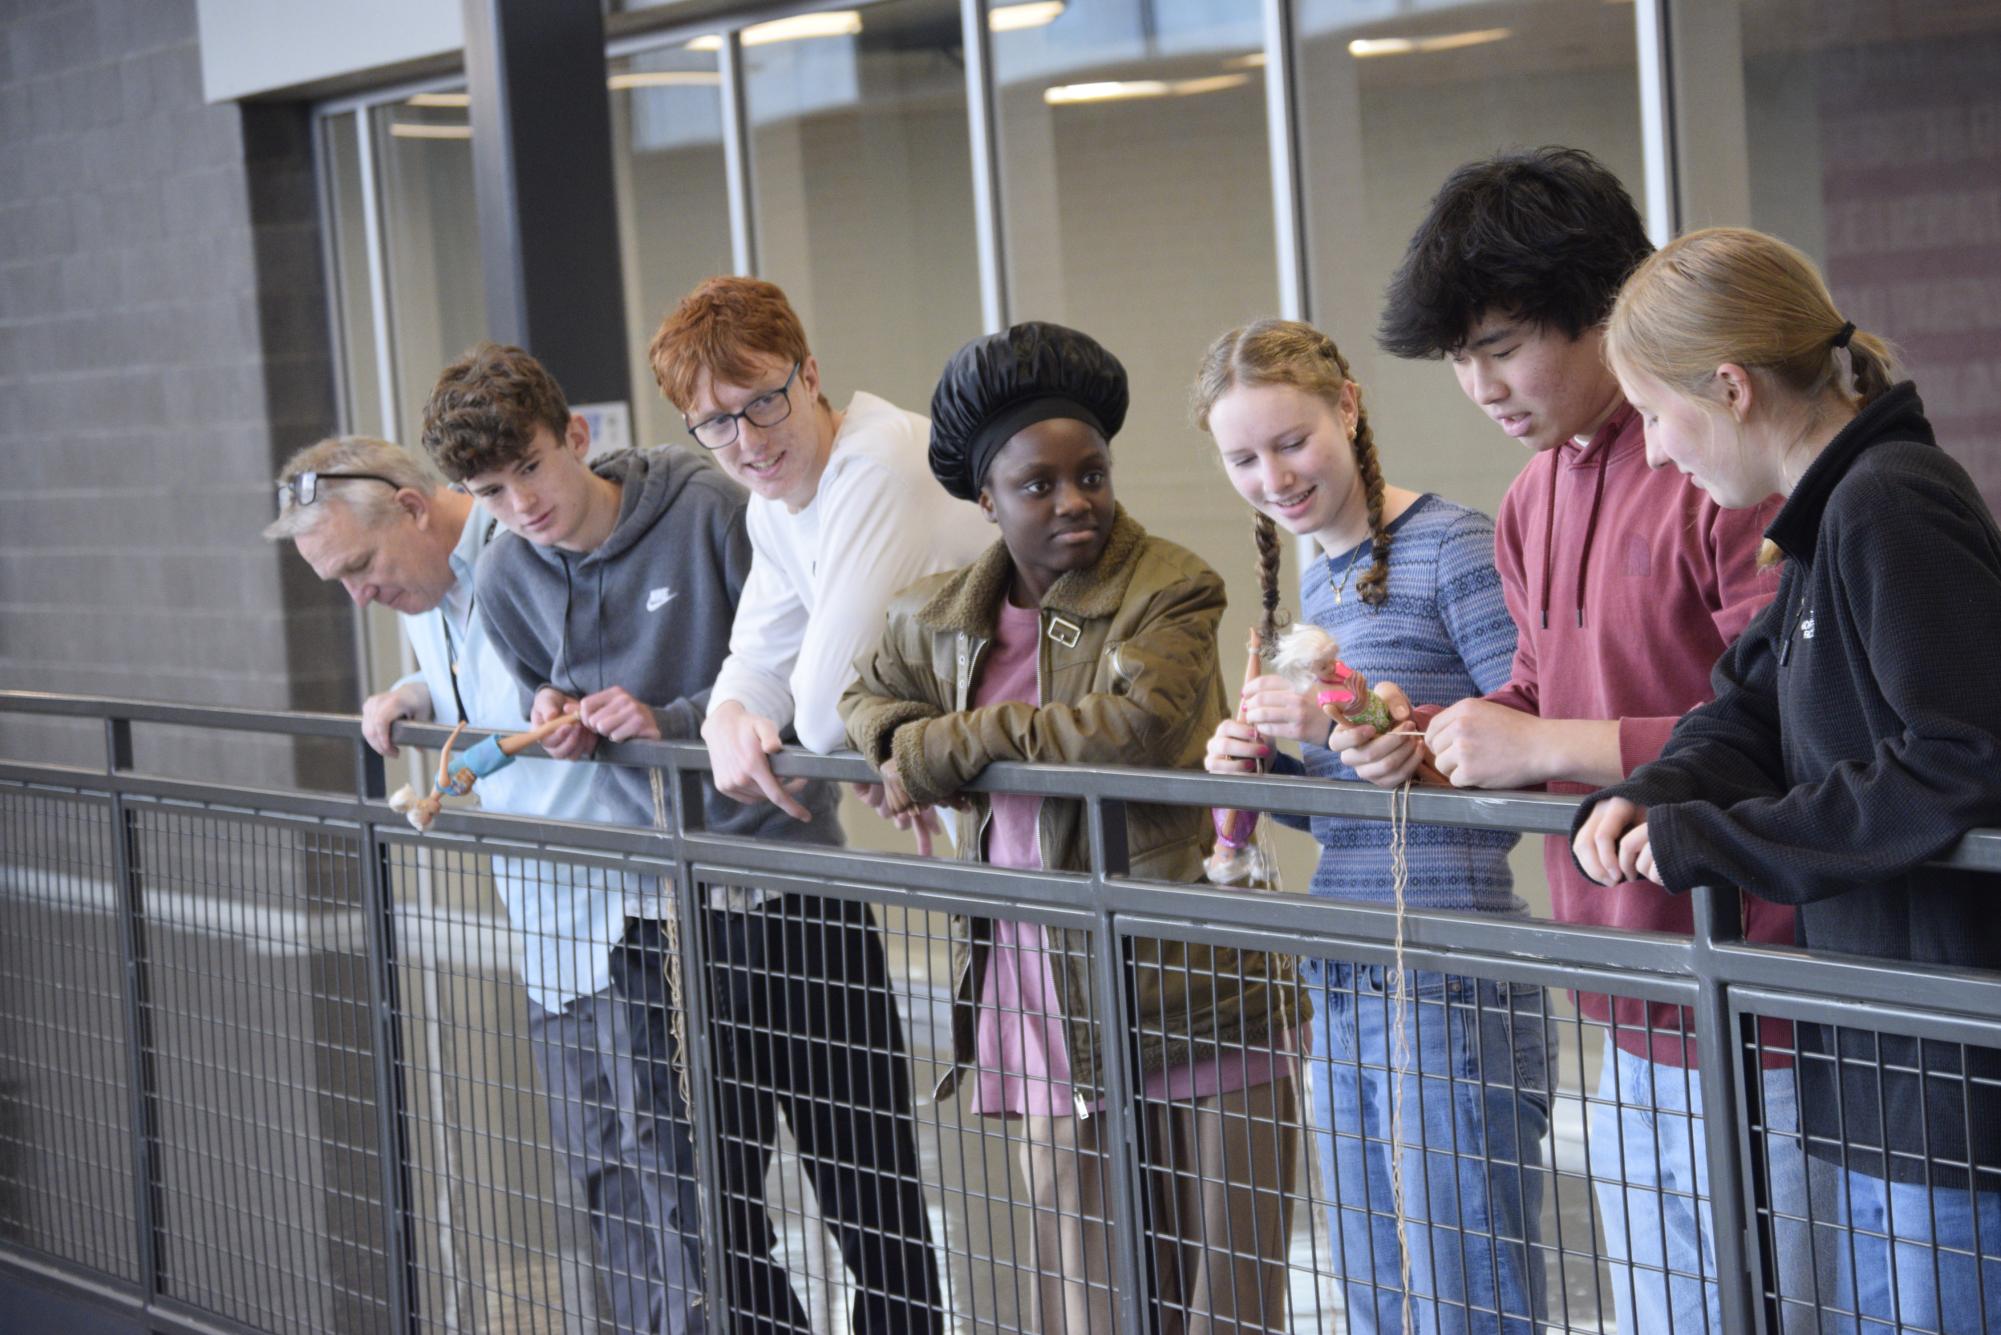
[1577,383,2001,1183]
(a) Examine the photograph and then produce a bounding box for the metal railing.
[2,689,1999,1334]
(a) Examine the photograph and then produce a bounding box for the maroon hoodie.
[1488,403,1792,1067]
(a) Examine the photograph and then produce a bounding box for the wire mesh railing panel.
[386,840,637,1335]
[0,785,138,1284]
[886,900,1034,1335]
[693,881,944,1335]
[1572,1002,1750,1335]
[1280,956,1566,1335]
[1111,909,1773,1335]
[1116,929,1305,1335]
[10,698,2001,1335]
[135,806,392,1334]
[1743,1004,2001,1335]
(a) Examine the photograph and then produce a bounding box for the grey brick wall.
[0,0,355,787]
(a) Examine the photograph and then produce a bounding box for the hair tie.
[1831,320,1856,350]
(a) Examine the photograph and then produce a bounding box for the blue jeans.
[1308,960,1557,1334]
[1819,1168,2001,1333]
[1589,1036,1826,1333]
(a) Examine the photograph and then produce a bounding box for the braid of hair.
[1322,336,1393,607]
[1253,512,1289,655]
[1352,408,1393,606]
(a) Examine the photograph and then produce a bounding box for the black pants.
[701,893,942,1334]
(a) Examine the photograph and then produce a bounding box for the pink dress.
[967,600,1292,1118]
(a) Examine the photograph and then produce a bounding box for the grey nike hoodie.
[476,445,841,843]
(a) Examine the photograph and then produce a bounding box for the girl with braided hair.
[1193,319,1553,1334]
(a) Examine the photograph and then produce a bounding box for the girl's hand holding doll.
[1237,674,1333,747]
[1204,717,1271,775]
[1327,679,1427,788]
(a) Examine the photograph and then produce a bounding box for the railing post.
[105,717,165,1305]
[1691,882,1761,1334]
[360,803,419,1332]
[668,761,731,1324]
[1086,795,1153,1335]
[357,731,387,803]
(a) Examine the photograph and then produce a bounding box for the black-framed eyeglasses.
[686,362,800,450]
[275,471,400,512]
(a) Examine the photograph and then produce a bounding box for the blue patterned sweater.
[1269,494,1521,910]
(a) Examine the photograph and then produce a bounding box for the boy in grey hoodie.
[423,343,939,1335]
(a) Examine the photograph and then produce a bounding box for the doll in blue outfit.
[1196,319,1555,1335]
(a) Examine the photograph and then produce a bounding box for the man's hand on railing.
[533,687,600,760]
[1574,795,1662,887]
[362,681,432,759]
[703,700,814,821]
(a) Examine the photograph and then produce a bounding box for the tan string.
[648,767,694,1114]
[1254,803,1283,893]
[1388,779,1415,1335]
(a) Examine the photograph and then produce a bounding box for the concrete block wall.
[0,0,354,789]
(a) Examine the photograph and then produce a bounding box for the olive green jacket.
[840,507,1302,1108]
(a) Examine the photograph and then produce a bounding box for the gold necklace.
[1327,539,1368,605]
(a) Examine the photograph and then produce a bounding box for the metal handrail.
[6,688,1998,867]
[6,687,2001,1335]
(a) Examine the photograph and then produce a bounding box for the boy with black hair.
[1371,147,1808,1332]
[423,342,939,1335]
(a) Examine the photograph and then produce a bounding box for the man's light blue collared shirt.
[399,502,634,1012]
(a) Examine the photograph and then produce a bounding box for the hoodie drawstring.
[1539,459,1559,630]
[556,558,578,699]
[1539,433,1615,630]
[1574,442,1612,628]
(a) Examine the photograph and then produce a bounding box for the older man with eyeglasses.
[265,437,705,1335]
[269,440,500,742]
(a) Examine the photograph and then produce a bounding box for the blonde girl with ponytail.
[1194,319,1554,1334]
[1575,226,2001,1333]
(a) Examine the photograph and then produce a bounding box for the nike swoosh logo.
[646,587,676,612]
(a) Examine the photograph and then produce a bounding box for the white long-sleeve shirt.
[710,390,991,752]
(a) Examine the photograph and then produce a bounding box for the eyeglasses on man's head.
[275,471,400,513]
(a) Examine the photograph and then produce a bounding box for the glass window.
[1296,0,1648,520]
[370,92,487,445]
[1681,0,2001,512]
[320,107,433,703]
[610,45,733,448]
[319,112,384,438]
[992,0,1278,618]
[742,0,982,418]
